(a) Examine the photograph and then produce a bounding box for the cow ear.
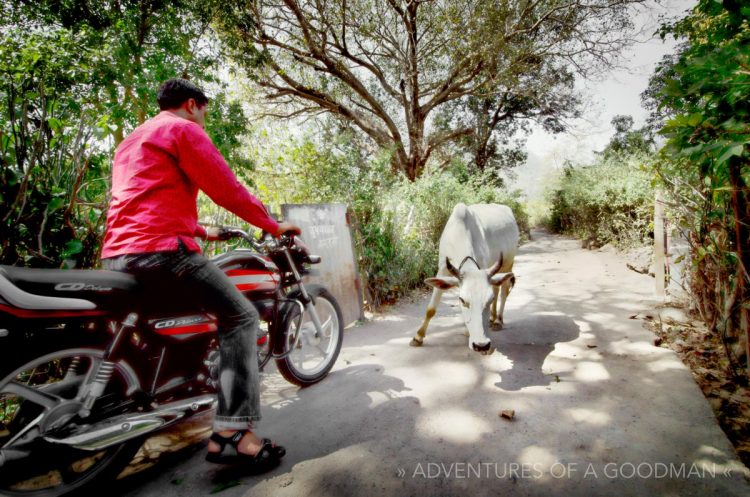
[425,276,459,290]
[489,272,514,287]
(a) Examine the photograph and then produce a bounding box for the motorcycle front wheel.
[275,285,344,387]
[0,346,143,497]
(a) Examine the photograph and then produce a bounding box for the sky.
[510,0,697,200]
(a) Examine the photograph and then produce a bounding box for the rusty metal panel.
[281,203,364,327]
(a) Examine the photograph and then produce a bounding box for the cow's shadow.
[490,314,580,391]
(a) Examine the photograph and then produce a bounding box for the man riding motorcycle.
[101,78,299,472]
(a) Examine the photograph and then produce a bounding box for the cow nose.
[472,341,493,354]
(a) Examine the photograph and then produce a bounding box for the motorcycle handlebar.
[215,227,294,251]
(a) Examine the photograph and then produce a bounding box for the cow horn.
[488,254,504,276]
[446,257,460,278]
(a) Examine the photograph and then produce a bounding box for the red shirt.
[102,111,279,258]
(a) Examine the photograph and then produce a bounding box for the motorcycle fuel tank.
[213,249,281,297]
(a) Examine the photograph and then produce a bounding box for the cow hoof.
[490,321,504,331]
[409,338,424,347]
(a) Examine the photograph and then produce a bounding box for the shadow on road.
[493,314,580,391]
[112,364,421,497]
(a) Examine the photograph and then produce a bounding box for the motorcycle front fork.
[281,247,326,339]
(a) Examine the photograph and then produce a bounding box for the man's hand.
[204,226,225,241]
[274,222,301,237]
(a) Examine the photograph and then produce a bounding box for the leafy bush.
[0,26,111,268]
[0,5,248,268]
[649,0,750,375]
[548,153,654,248]
[242,131,529,308]
[372,171,529,306]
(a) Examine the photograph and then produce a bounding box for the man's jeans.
[103,241,261,430]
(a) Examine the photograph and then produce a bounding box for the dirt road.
[115,230,750,497]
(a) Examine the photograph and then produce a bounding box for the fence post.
[654,190,666,299]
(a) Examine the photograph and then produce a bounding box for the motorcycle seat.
[0,265,138,308]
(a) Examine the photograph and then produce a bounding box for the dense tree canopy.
[599,115,655,159]
[216,0,644,180]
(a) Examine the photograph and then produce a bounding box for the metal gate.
[281,203,364,327]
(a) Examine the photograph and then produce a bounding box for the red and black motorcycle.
[0,228,344,496]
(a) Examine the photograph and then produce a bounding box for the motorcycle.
[0,228,344,496]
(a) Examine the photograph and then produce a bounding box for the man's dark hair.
[157,78,209,110]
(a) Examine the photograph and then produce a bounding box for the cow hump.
[452,202,468,220]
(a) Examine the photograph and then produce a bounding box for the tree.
[651,0,750,377]
[0,23,111,266]
[599,114,655,158]
[433,64,580,183]
[12,0,222,143]
[1,0,251,266]
[215,0,644,180]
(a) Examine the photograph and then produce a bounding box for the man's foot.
[208,430,264,456]
[206,430,285,470]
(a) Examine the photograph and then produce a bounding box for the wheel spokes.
[293,318,333,369]
[0,349,132,494]
[318,316,333,337]
[283,295,340,377]
[1,411,44,450]
[4,382,62,410]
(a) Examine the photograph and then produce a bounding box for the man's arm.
[175,122,281,234]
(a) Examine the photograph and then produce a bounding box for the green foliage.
[548,153,654,248]
[650,0,750,371]
[657,1,750,169]
[0,25,110,267]
[601,115,655,159]
[204,93,253,175]
[231,129,527,308]
[0,1,250,267]
[433,68,580,181]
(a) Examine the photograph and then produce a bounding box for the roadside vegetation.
[650,0,750,380]
[540,0,750,463]
[543,1,749,382]
[546,117,656,250]
[1,0,634,309]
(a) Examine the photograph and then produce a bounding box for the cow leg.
[411,287,443,346]
[490,285,502,330]
[495,279,512,329]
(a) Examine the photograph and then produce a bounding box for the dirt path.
[115,230,750,497]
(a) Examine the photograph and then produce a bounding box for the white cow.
[410,203,518,354]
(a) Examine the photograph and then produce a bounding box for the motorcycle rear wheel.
[0,345,143,497]
[275,285,344,387]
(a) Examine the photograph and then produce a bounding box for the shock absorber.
[79,362,116,416]
[78,313,138,418]
[64,356,82,381]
